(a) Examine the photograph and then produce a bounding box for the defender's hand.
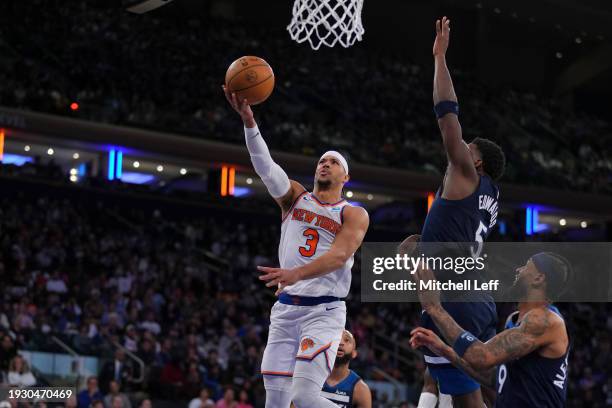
[410,327,449,357]
[414,265,441,310]
[433,16,451,57]
[398,234,421,256]
[258,266,301,295]
[222,85,255,126]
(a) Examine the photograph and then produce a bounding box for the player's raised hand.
[222,85,255,126]
[410,327,448,357]
[433,16,451,57]
[258,266,301,295]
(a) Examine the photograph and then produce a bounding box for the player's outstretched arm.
[410,327,497,388]
[222,86,305,213]
[353,379,372,408]
[432,17,477,180]
[258,206,369,293]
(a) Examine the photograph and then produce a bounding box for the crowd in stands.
[0,164,610,407]
[0,1,611,194]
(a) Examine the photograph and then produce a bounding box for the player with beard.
[223,88,369,408]
[410,252,572,408]
[321,330,371,408]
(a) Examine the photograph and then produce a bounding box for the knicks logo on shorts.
[300,338,315,352]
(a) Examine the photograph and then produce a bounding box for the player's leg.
[421,300,497,408]
[290,301,346,408]
[417,368,439,408]
[262,303,300,408]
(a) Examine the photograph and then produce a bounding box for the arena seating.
[0,1,610,194]
[0,165,609,407]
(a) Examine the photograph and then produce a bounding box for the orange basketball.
[225,56,275,105]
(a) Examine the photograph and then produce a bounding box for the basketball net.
[287,0,365,50]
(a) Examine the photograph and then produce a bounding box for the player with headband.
[223,86,369,408]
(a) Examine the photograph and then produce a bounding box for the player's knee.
[289,377,319,408]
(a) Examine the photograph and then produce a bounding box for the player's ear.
[352,349,358,359]
[532,272,546,289]
[344,173,350,183]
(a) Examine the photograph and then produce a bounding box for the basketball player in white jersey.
[223,87,370,408]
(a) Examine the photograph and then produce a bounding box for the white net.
[287,0,365,50]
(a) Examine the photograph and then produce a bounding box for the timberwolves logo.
[245,70,258,83]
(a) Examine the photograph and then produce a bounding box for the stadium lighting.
[70,102,79,111]
[346,191,354,198]
[0,129,4,160]
[24,145,30,152]
[180,168,187,175]
[575,37,582,44]
[69,175,78,182]
[427,193,435,212]
[559,218,567,226]
[526,206,547,235]
[580,221,587,228]
[133,161,140,168]
[367,194,373,200]
[70,168,77,176]
[156,165,163,172]
[246,177,253,185]
[73,152,80,159]
[556,52,563,59]
[47,148,54,155]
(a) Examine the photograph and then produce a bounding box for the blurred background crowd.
[0,0,611,407]
[0,0,610,194]
[0,162,610,407]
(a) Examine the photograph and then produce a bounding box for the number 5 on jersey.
[299,228,319,257]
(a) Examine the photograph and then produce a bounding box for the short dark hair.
[471,138,506,181]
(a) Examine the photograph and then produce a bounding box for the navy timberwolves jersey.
[496,306,569,408]
[421,174,499,256]
[322,370,361,408]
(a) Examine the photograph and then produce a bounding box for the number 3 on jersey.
[299,228,319,257]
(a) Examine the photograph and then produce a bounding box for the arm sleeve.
[245,126,291,198]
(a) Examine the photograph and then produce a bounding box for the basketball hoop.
[287,0,365,50]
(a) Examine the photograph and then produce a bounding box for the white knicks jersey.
[279,191,354,297]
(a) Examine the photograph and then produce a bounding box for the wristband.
[434,101,459,119]
[453,331,477,357]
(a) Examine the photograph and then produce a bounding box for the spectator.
[7,355,36,387]
[138,399,152,408]
[103,380,131,408]
[235,390,253,408]
[77,376,103,408]
[99,350,133,394]
[0,335,17,372]
[91,401,104,408]
[215,388,236,408]
[188,388,215,408]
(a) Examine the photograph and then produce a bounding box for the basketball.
[225,56,274,105]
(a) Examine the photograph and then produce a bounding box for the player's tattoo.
[429,306,551,370]
[449,353,497,388]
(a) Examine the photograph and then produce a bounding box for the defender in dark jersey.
[413,16,506,407]
[322,330,371,408]
[410,252,572,408]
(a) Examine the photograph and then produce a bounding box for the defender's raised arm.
[433,17,477,179]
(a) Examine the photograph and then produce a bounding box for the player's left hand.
[258,266,301,295]
[414,265,441,310]
[410,327,449,357]
[433,16,451,57]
